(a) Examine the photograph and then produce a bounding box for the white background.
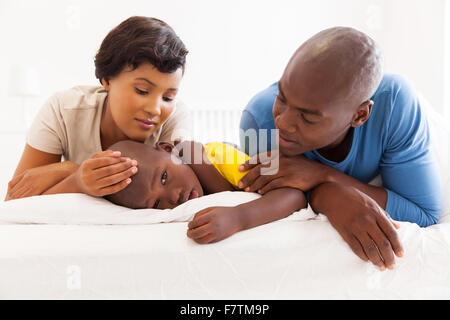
[0,0,449,195]
[0,0,449,126]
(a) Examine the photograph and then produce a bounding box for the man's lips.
[278,133,299,146]
[135,118,157,130]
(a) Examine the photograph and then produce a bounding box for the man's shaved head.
[274,27,384,157]
[284,26,384,107]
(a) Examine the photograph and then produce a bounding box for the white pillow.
[0,191,315,225]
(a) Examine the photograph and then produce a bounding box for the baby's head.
[105,140,203,209]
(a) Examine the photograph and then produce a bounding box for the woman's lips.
[135,118,157,130]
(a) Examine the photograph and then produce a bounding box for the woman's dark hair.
[94,16,188,84]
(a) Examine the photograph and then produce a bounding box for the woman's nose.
[143,97,162,117]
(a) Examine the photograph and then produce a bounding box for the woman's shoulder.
[49,85,107,111]
[173,98,190,113]
[165,99,191,123]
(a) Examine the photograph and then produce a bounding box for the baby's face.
[128,145,204,209]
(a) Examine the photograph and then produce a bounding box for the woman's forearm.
[40,161,79,194]
[237,188,307,231]
[5,161,80,200]
[42,171,81,195]
[49,161,79,184]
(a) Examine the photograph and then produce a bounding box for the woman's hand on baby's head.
[74,150,138,197]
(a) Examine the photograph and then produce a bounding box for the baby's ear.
[156,141,175,153]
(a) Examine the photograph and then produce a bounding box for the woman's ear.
[156,141,175,153]
[351,100,373,127]
[101,78,110,91]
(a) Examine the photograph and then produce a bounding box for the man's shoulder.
[245,82,277,110]
[372,73,416,103]
[243,82,278,126]
[368,73,428,146]
[370,73,420,120]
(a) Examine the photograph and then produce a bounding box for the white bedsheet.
[0,192,315,225]
[1,94,449,300]
[1,192,450,299]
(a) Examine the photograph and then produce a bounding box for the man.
[238,27,442,271]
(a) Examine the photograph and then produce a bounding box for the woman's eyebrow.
[135,77,178,91]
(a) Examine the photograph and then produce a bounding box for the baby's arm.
[187,188,306,244]
[176,140,236,193]
[237,188,306,230]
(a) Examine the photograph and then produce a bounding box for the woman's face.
[103,62,183,142]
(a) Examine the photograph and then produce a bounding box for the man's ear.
[156,141,175,153]
[351,100,373,127]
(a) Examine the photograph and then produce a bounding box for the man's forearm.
[237,188,307,231]
[318,166,387,209]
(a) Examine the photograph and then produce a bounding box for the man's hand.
[310,182,403,271]
[74,150,138,197]
[238,151,330,193]
[187,206,243,244]
[6,161,79,201]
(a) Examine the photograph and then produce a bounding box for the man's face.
[272,61,355,156]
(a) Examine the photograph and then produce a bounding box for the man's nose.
[275,109,296,133]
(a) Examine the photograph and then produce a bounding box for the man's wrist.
[314,163,338,187]
[309,181,337,213]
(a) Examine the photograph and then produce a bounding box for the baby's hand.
[187,206,243,244]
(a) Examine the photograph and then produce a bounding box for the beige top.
[26,86,192,165]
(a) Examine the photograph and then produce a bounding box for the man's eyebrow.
[277,82,287,100]
[135,78,178,91]
[277,82,323,117]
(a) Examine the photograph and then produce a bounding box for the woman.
[6,16,191,200]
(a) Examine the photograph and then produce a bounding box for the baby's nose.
[169,188,182,204]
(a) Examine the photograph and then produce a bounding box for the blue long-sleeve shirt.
[239,73,442,227]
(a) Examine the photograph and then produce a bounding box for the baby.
[106,140,306,243]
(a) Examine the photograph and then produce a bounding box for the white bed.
[0,191,450,300]
[1,96,449,300]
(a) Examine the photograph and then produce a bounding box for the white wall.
[445,0,450,120]
[0,0,447,131]
[0,0,447,193]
